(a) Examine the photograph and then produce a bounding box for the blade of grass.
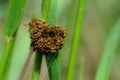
[59,0,78,78]
[66,0,77,32]
[0,0,27,78]
[31,0,51,80]
[32,52,42,80]
[42,0,51,20]
[66,0,86,80]
[4,0,27,38]
[32,0,59,79]
[60,0,78,61]
[47,0,57,24]
[0,39,13,78]
[45,53,60,80]
[2,35,16,80]
[42,0,60,79]
[95,18,120,80]
[46,0,61,79]
[25,0,43,80]
[5,26,30,80]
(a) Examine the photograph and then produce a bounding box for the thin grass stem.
[0,39,13,77]
[66,0,86,80]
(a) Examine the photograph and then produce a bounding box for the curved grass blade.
[59,0,78,78]
[0,39,13,78]
[4,0,27,38]
[66,0,86,80]
[0,0,27,78]
[43,0,61,79]
[45,53,60,80]
[42,0,51,20]
[46,0,61,80]
[31,0,51,80]
[32,0,59,79]
[47,0,57,24]
[95,18,120,80]
[4,27,31,80]
[32,52,42,80]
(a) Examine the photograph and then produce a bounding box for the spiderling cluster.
[29,16,67,54]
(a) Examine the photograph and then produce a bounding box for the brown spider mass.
[29,16,67,54]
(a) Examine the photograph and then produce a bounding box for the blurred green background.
[0,0,120,80]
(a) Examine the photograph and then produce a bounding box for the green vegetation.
[0,0,120,80]
[95,18,120,80]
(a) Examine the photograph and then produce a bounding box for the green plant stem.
[32,52,42,80]
[31,0,52,80]
[46,53,60,80]
[4,0,27,37]
[95,18,120,80]
[42,0,60,79]
[31,0,51,80]
[60,0,77,63]
[0,39,13,77]
[42,0,51,20]
[66,0,77,31]
[2,35,17,80]
[45,0,61,80]
[0,0,27,78]
[59,0,77,78]
[66,0,86,80]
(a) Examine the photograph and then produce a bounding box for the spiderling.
[29,16,67,54]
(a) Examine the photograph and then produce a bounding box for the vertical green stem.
[66,0,86,80]
[46,53,60,80]
[66,0,77,31]
[31,0,51,80]
[60,0,77,63]
[0,39,13,78]
[0,0,27,79]
[42,0,51,20]
[45,0,60,79]
[32,52,42,80]
[59,0,77,78]
[42,0,60,79]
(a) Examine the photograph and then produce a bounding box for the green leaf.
[95,18,120,80]
[42,0,51,20]
[46,53,60,80]
[0,0,27,79]
[4,0,27,38]
[47,0,57,24]
[4,27,30,80]
[32,52,43,80]
[31,0,52,80]
[46,0,61,80]
[59,0,78,78]
[0,39,14,78]
[66,0,86,80]
[42,0,60,79]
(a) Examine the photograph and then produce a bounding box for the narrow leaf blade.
[66,0,86,80]
[4,0,27,38]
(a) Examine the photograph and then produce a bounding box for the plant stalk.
[66,0,86,80]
